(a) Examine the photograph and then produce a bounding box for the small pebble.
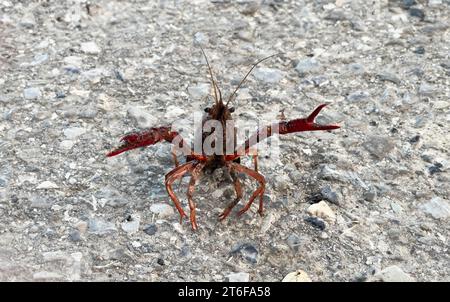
[311,75,329,87]
[307,201,336,223]
[88,218,117,235]
[419,197,450,219]
[347,63,365,75]
[188,83,210,100]
[363,136,395,159]
[304,216,326,231]
[282,270,312,282]
[31,53,48,65]
[0,177,7,188]
[30,195,54,209]
[121,215,140,234]
[286,234,301,251]
[373,265,415,282]
[377,72,401,85]
[36,181,58,189]
[347,90,369,102]
[325,9,349,22]
[63,56,82,68]
[319,232,329,239]
[409,135,420,143]
[150,203,174,218]
[64,67,81,74]
[33,271,63,281]
[23,87,41,100]
[63,127,87,139]
[55,91,66,98]
[114,70,125,82]
[80,41,101,54]
[363,190,376,202]
[143,224,157,236]
[157,258,165,266]
[193,32,209,46]
[409,8,425,20]
[428,163,443,175]
[60,140,75,150]
[231,243,258,264]
[253,68,284,84]
[413,46,425,54]
[127,106,156,128]
[401,0,416,9]
[390,202,404,214]
[295,58,320,75]
[419,83,435,96]
[226,272,250,282]
[19,13,36,28]
[69,230,82,242]
[320,185,339,204]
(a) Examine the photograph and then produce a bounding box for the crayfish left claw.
[280,103,340,134]
[306,103,340,130]
[106,128,167,157]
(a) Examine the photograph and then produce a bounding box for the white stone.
[419,83,435,96]
[60,140,75,150]
[131,241,141,248]
[260,212,276,233]
[19,13,36,28]
[253,67,284,84]
[282,270,312,282]
[295,58,320,74]
[69,252,83,281]
[428,0,442,7]
[127,106,156,128]
[82,68,106,83]
[88,218,117,235]
[69,87,90,98]
[76,221,88,233]
[36,181,58,189]
[33,271,63,280]
[226,272,250,282]
[31,53,48,66]
[42,251,68,262]
[121,215,141,234]
[419,197,450,219]
[319,232,329,239]
[173,222,185,234]
[80,41,101,54]
[374,265,415,282]
[307,200,336,223]
[63,127,87,139]
[390,202,403,214]
[23,87,41,100]
[150,203,174,218]
[51,205,62,211]
[194,32,209,45]
[63,56,82,68]
[164,105,185,120]
[188,83,210,100]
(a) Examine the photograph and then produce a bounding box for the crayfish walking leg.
[186,162,206,230]
[165,162,196,223]
[231,163,266,217]
[218,169,243,221]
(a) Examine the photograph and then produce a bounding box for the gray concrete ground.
[0,0,449,281]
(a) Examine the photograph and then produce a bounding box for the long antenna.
[226,53,279,106]
[199,46,219,105]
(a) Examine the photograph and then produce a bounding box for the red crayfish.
[107,48,340,230]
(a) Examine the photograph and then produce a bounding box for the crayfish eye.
[204,107,210,113]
